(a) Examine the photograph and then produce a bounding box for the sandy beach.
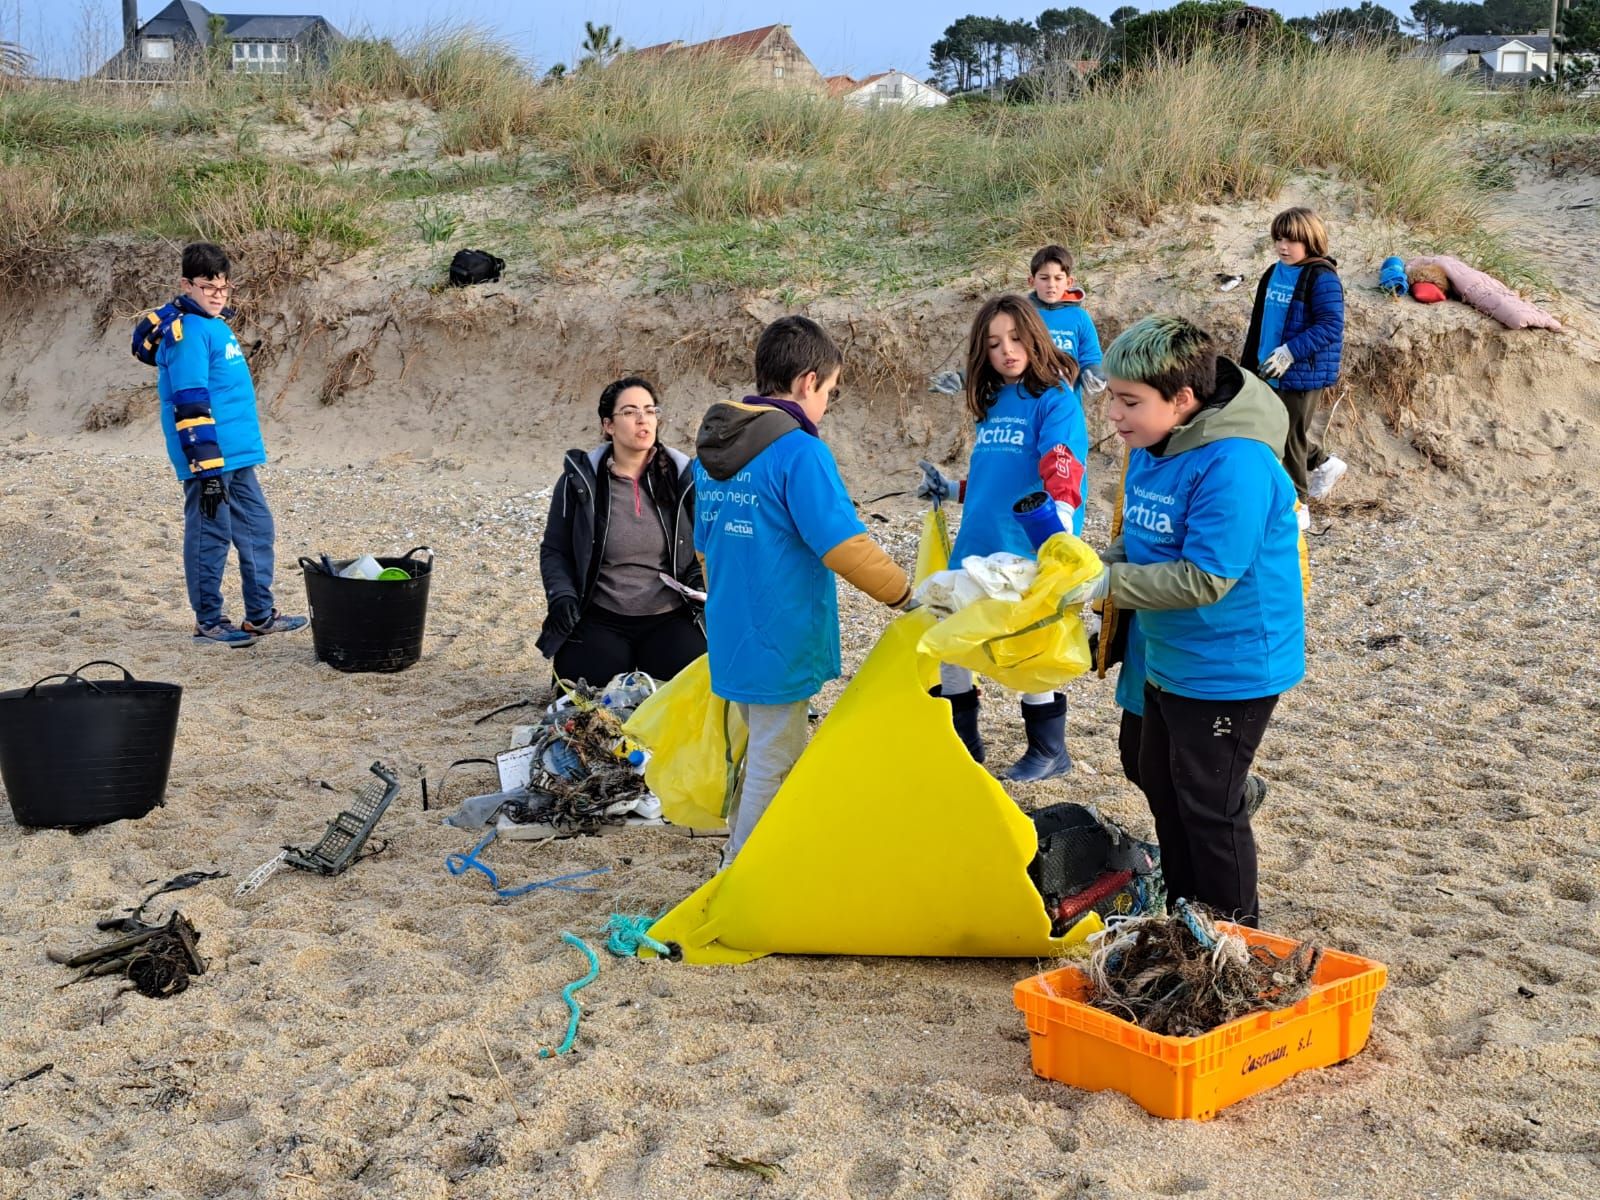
[2,176,1599,1198]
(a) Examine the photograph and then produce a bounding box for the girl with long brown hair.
[915,294,1090,782]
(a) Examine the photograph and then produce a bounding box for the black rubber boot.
[930,687,985,765]
[1002,694,1072,782]
[1244,774,1268,819]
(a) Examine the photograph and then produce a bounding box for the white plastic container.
[338,554,384,581]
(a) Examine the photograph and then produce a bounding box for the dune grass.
[0,32,1523,291]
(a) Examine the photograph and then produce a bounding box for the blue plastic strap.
[445,828,609,898]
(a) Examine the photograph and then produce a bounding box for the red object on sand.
[1410,281,1446,304]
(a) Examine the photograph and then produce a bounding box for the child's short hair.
[1269,207,1328,258]
[755,315,843,397]
[1104,316,1218,402]
[1029,244,1073,276]
[182,242,230,280]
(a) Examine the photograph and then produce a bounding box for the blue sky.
[18,1,1383,80]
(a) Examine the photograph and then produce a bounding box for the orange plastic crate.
[1013,924,1387,1120]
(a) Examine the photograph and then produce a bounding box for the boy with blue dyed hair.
[694,315,913,863]
[1066,315,1303,926]
[153,243,305,646]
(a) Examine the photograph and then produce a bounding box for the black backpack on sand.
[448,249,505,287]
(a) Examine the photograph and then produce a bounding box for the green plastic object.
[376,567,412,581]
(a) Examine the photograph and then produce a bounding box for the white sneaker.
[1307,455,1347,500]
[1297,505,1310,533]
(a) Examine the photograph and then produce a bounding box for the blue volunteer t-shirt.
[156,313,267,480]
[1032,303,1103,370]
[694,430,866,705]
[951,379,1088,562]
[1122,438,1304,700]
[1114,615,1147,716]
[1257,262,1300,391]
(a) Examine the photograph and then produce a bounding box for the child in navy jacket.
[1241,207,1348,506]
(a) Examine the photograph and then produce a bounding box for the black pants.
[1278,387,1327,502]
[552,605,705,688]
[1118,709,1143,789]
[1138,683,1278,927]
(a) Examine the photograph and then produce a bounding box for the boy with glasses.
[154,242,305,646]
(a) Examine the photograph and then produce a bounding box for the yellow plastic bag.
[622,655,746,831]
[914,504,951,586]
[917,532,1101,693]
[646,613,1102,963]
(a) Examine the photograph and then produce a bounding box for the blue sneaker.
[194,619,258,647]
[243,609,308,636]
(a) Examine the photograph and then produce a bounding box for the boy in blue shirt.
[1028,244,1106,397]
[154,243,305,646]
[1067,316,1304,926]
[694,316,913,863]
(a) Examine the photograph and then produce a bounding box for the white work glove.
[1080,366,1108,395]
[928,369,965,395]
[1061,567,1110,607]
[1260,345,1294,380]
[915,460,958,503]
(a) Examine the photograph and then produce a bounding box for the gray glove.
[1061,567,1110,607]
[915,460,958,503]
[928,369,965,395]
[1080,366,1108,395]
[1260,345,1294,380]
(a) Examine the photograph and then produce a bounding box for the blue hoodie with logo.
[1117,360,1304,701]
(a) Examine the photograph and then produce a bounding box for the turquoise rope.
[540,932,600,1058]
[603,912,671,958]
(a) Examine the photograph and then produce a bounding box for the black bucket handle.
[24,660,136,697]
[402,546,434,563]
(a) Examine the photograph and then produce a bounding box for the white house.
[1435,33,1550,82]
[825,70,949,108]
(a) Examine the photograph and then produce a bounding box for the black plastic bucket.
[0,660,182,828]
[302,546,433,673]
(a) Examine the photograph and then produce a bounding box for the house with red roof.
[825,69,948,108]
[632,24,824,92]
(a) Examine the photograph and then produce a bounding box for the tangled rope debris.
[1084,900,1321,1037]
[53,911,208,999]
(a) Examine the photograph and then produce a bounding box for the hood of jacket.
[1161,357,1288,460]
[1031,285,1088,310]
[569,442,693,480]
[695,399,803,481]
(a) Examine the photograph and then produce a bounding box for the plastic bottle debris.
[338,554,384,581]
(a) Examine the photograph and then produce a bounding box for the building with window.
[1432,33,1552,86]
[99,2,342,80]
[632,25,825,93]
[825,70,949,109]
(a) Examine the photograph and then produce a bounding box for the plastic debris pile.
[1084,900,1321,1037]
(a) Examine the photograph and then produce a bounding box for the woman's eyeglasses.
[613,406,660,420]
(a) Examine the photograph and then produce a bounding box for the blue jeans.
[181,465,277,627]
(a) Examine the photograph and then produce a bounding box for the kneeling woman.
[537,377,706,686]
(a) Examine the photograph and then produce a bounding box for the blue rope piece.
[540,932,600,1058]
[603,912,671,958]
[1176,897,1216,949]
[445,828,610,898]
